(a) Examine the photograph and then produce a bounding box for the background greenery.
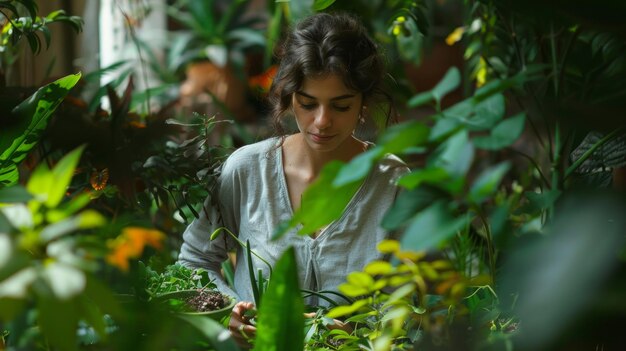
[1,0,625,350]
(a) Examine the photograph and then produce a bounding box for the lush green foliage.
[0,73,81,187]
[1,1,625,350]
[0,0,83,84]
[143,262,216,296]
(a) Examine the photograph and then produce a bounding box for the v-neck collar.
[276,138,373,241]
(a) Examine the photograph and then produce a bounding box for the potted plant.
[144,263,235,321]
[166,0,265,121]
[156,288,236,321]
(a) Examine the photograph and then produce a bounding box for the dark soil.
[185,290,230,312]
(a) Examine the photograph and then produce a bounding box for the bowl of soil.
[156,289,236,321]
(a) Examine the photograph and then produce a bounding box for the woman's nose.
[314,106,332,130]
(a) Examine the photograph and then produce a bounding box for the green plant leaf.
[26,162,53,212]
[46,192,92,222]
[0,164,19,187]
[0,297,25,321]
[397,167,449,190]
[43,262,86,300]
[473,113,526,150]
[468,162,511,205]
[45,145,85,208]
[255,247,304,351]
[293,161,363,235]
[466,93,505,130]
[326,299,368,319]
[429,117,462,142]
[396,17,423,64]
[429,130,474,192]
[0,212,13,233]
[0,185,33,203]
[178,315,240,351]
[40,210,105,243]
[378,120,430,155]
[401,201,469,252]
[313,0,336,11]
[37,296,79,351]
[407,91,434,108]
[524,189,562,213]
[83,276,123,319]
[0,267,37,299]
[432,67,461,103]
[381,186,446,231]
[333,148,383,187]
[0,73,81,187]
[441,99,473,122]
[346,272,374,289]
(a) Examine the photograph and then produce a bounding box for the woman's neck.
[282,133,366,181]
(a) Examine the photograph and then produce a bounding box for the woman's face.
[291,74,363,153]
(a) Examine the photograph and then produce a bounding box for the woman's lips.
[310,133,335,143]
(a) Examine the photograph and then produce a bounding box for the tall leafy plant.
[0,146,120,350]
[0,0,83,85]
[0,72,82,187]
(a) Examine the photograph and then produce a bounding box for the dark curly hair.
[268,12,395,138]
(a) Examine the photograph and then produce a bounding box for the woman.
[178,12,408,346]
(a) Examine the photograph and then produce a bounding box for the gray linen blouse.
[178,137,409,306]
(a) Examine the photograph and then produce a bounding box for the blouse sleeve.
[177,158,241,300]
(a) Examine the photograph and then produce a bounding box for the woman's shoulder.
[222,137,281,172]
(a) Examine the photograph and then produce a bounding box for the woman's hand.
[228,301,257,349]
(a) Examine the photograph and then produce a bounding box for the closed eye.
[299,103,317,110]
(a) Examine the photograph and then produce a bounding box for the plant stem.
[211,227,273,275]
[513,150,550,189]
[477,210,496,285]
[550,23,559,97]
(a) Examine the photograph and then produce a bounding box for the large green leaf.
[0,73,82,188]
[0,211,12,233]
[466,93,505,130]
[0,185,33,203]
[333,148,383,187]
[467,162,511,205]
[397,167,449,190]
[42,262,86,300]
[382,186,447,231]
[255,247,304,351]
[0,165,19,187]
[313,0,336,11]
[432,67,461,103]
[473,113,526,150]
[378,120,430,155]
[401,201,469,252]
[46,145,85,208]
[294,161,362,235]
[37,296,79,351]
[178,315,240,351]
[429,130,474,193]
[26,145,85,210]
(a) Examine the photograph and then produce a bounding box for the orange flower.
[106,227,165,272]
[248,65,278,93]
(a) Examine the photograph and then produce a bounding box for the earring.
[359,105,366,124]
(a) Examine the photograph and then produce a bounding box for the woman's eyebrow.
[295,91,356,101]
